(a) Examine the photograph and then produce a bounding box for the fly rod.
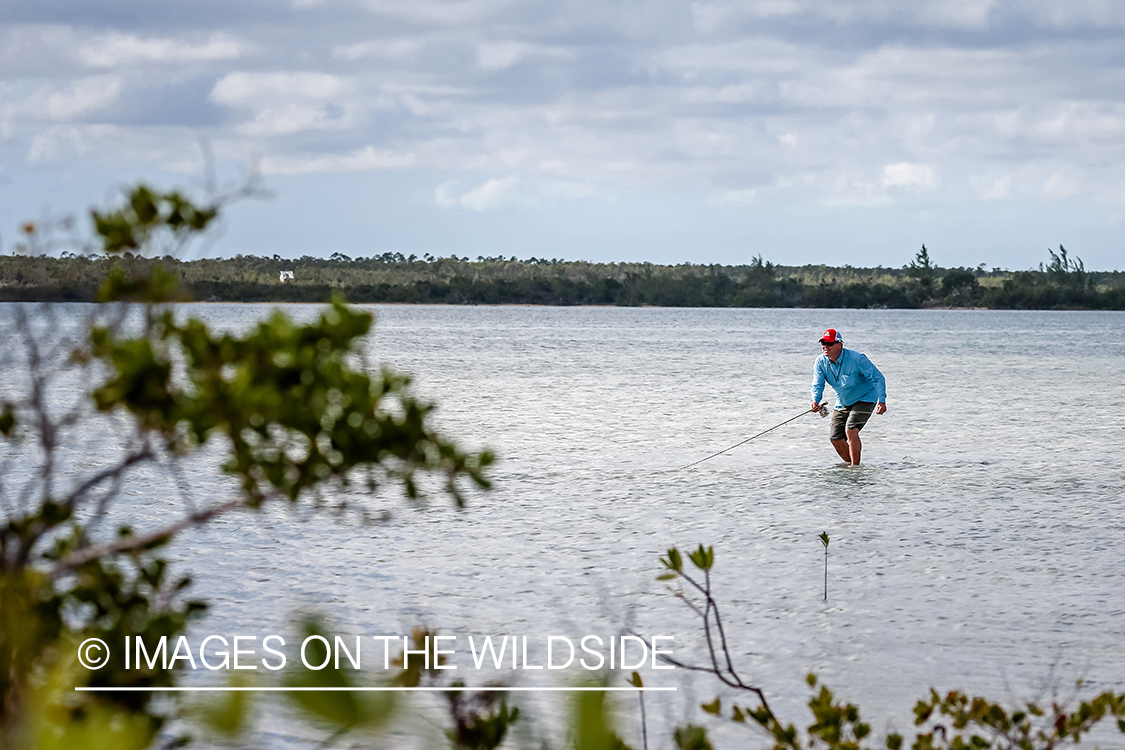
[678,403,827,471]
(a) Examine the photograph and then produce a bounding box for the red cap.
[819,328,842,344]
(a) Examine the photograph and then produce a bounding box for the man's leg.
[845,428,862,465]
[829,408,851,462]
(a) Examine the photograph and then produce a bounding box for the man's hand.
[875,402,886,415]
[811,402,821,413]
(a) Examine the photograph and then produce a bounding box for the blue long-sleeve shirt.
[811,348,887,409]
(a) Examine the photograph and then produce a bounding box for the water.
[4,304,1125,747]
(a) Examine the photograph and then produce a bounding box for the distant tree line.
[1,245,1122,309]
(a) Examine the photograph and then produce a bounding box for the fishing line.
[678,403,828,471]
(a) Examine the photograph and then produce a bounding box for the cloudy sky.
[2,0,1125,268]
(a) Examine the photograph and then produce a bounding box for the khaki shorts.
[830,401,875,442]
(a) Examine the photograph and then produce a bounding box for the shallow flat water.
[5,304,1124,747]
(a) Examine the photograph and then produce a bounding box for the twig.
[638,689,648,750]
[49,497,246,578]
[663,565,780,723]
[62,440,153,512]
[820,532,830,602]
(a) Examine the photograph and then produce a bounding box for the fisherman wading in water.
[810,328,887,466]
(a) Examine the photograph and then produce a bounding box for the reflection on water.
[6,304,1125,746]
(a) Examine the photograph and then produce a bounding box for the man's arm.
[810,358,826,411]
[857,354,887,412]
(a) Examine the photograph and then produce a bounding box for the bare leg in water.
[831,428,862,465]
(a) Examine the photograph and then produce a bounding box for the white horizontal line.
[75,686,675,693]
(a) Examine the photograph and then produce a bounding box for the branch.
[62,440,153,512]
[668,563,781,725]
[11,436,155,568]
[706,579,742,683]
[48,496,246,578]
[649,653,722,674]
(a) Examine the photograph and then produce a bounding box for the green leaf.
[0,403,15,437]
[819,531,830,548]
[915,699,936,724]
[571,687,619,750]
[689,544,713,571]
[92,185,219,256]
[282,618,395,730]
[701,697,721,715]
[673,724,714,750]
[192,674,254,738]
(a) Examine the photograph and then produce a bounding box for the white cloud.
[261,147,416,174]
[355,0,514,25]
[1042,172,1080,197]
[237,103,352,136]
[1034,109,1071,137]
[435,177,519,210]
[540,181,594,199]
[917,0,996,28]
[710,188,757,206]
[13,77,125,122]
[333,37,428,62]
[820,192,895,208]
[475,41,572,71]
[499,146,530,165]
[78,32,244,67]
[882,162,937,189]
[906,114,936,136]
[434,180,458,207]
[1021,0,1125,29]
[971,174,1011,200]
[477,41,530,71]
[208,72,353,135]
[990,104,1125,142]
[210,72,347,105]
[461,177,519,210]
[1074,113,1125,137]
[651,38,810,76]
[685,0,1019,29]
[994,110,1024,136]
[685,82,769,104]
[28,126,83,162]
[22,124,204,171]
[820,170,897,207]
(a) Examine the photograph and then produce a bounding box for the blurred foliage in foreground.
[3,238,1125,309]
[0,184,491,747]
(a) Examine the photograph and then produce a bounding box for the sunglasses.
[819,340,840,346]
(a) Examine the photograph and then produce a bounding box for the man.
[810,328,886,466]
